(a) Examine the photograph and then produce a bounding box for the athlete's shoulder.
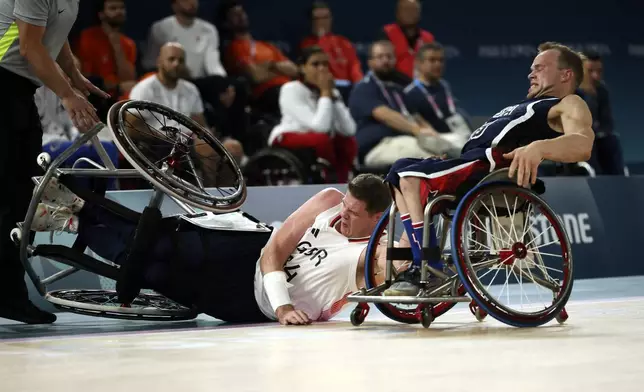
[552,94,590,114]
[560,93,587,106]
[313,187,344,206]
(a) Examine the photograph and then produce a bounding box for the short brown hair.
[348,174,392,215]
[538,42,584,89]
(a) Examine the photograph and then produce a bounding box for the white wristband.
[263,271,292,312]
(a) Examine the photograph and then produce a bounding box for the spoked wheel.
[46,289,198,321]
[243,148,307,186]
[364,206,459,324]
[107,100,246,213]
[452,181,573,327]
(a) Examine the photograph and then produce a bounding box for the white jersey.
[254,204,370,321]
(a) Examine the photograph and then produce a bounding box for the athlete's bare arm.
[504,95,594,187]
[260,188,344,324]
[541,94,595,162]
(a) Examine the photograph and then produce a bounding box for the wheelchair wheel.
[364,206,458,324]
[45,289,198,321]
[451,181,573,327]
[243,148,307,186]
[108,100,246,213]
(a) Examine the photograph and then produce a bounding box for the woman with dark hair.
[268,46,357,183]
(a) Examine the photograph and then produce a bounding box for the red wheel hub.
[500,242,528,265]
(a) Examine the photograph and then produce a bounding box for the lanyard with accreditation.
[369,72,412,119]
[413,79,471,135]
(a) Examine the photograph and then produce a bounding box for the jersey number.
[283,255,300,283]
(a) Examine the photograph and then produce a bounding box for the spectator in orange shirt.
[299,2,363,93]
[219,1,299,116]
[379,0,435,83]
[76,0,137,100]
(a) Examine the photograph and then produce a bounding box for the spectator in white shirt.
[269,46,357,183]
[131,42,246,185]
[35,55,119,189]
[142,0,248,144]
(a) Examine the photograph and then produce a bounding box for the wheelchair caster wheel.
[350,305,369,326]
[420,307,434,328]
[37,153,51,169]
[469,300,487,322]
[10,228,21,244]
[555,308,569,324]
[475,308,487,322]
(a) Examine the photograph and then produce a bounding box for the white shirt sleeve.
[204,27,227,77]
[142,22,165,71]
[279,82,334,133]
[189,85,204,115]
[332,91,357,137]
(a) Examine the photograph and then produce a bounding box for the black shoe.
[383,266,422,296]
[0,298,56,324]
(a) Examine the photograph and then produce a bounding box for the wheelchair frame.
[12,100,248,321]
[347,169,572,328]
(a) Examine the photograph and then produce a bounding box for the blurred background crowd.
[39,0,643,188]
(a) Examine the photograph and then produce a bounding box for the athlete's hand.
[61,89,100,133]
[503,143,544,187]
[276,305,312,325]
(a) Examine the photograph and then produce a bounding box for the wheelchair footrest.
[346,293,470,304]
[33,245,119,280]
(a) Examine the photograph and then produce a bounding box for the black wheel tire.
[421,306,434,328]
[350,307,365,326]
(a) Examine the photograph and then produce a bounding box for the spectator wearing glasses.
[349,41,434,167]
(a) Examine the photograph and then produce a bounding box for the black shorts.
[78,204,273,323]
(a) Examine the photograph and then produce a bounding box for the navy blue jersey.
[461,96,562,160]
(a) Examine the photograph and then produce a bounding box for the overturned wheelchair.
[11,100,264,321]
[348,169,573,328]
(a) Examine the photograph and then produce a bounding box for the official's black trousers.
[0,67,42,300]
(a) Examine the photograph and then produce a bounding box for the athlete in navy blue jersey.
[383,42,595,296]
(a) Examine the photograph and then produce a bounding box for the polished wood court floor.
[2,276,644,392]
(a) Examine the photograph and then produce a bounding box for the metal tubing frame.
[18,122,199,295]
[421,195,455,282]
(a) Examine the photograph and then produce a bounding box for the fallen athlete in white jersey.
[30,173,407,325]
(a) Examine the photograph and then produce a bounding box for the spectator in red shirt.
[76,0,137,99]
[219,1,299,116]
[299,2,363,89]
[380,0,435,83]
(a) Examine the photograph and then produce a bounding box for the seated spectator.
[269,46,357,183]
[576,50,625,175]
[36,84,119,189]
[142,0,248,144]
[130,43,246,176]
[220,1,299,116]
[379,0,435,83]
[349,41,435,167]
[403,42,472,158]
[299,2,363,97]
[76,0,137,100]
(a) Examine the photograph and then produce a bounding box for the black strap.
[33,244,119,280]
[386,247,441,261]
